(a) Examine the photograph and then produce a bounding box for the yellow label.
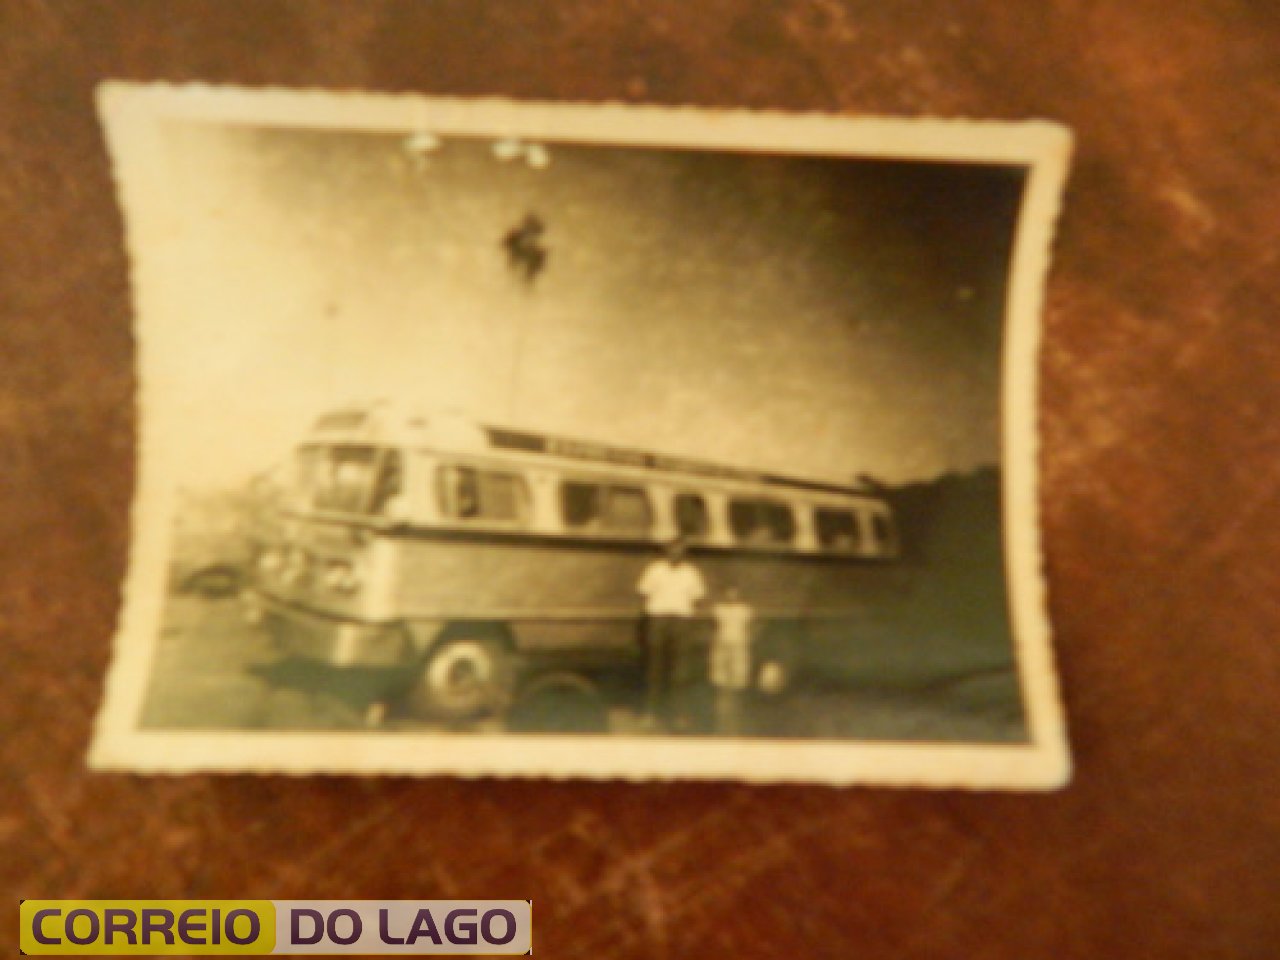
[20,900,276,955]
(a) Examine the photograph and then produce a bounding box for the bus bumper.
[252,592,412,668]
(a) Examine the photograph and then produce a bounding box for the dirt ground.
[140,596,1026,743]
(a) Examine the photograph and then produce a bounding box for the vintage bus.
[245,404,901,720]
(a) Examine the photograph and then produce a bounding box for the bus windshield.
[297,445,396,515]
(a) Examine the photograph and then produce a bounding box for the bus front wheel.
[409,636,514,721]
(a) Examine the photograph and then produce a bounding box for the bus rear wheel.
[408,636,514,721]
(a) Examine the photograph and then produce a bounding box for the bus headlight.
[323,560,361,595]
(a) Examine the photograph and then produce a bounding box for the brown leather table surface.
[2,2,1278,956]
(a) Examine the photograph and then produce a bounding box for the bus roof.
[305,405,881,499]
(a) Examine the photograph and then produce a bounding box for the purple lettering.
[65,909,100,946]
[177,909,206,944]
[407,909,442,945]
[379,909,405,945]
[225,908,260,946]
[482,909,517,945]
[445,909,478,945]
[104,909,138,945]
[32,909,61,945]
[140,909,173,945]
[326,909,361,946]
[291,908,324,945]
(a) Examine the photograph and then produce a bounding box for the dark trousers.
[644,615,690,722]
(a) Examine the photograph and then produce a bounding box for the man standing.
[636,538,707,728]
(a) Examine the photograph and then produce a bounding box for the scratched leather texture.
[2,2,1278,957]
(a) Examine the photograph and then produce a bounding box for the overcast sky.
[143,120,1025,490]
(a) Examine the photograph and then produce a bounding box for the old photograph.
[91,86,1070,787]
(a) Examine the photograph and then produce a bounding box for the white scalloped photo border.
[90,83,1071,789]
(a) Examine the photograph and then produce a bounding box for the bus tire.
[409,635,514,721]
[507,671,609,734]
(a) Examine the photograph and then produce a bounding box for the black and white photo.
[92,86,1070,787]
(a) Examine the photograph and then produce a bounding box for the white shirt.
[637,559,706,616]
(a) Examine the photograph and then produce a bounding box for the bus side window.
[479,472,524,521]
[604,485,652,534]
[439,466,480,518]
[815,507,860,552]
[764,501,796,543]
[560,481,602,529]
[728,500,756,541]
[673,492,709,539]
[438,465,528,522]
[561,482,652,533]
[729,498,796,546]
